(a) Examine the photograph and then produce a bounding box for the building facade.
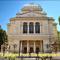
[7,3,57,53]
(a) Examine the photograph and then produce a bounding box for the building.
[7,3,57,53]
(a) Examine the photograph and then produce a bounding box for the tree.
[0,26,8,51]
[57,31,60,51]
[58,16,60,25]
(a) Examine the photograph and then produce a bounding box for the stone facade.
[7,3,57,53]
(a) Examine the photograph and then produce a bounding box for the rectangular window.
[29,22,34,33]
[23,22,28,33]
[35,22,40,33]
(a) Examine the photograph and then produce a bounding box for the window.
[35,22,40,33]
[23,22,28,33]
[29,22,34,33]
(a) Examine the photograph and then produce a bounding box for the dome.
[22,3,43,11]
[24,3,40,7]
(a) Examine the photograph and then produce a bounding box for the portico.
[19,40,43,53]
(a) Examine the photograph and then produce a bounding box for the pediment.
[16,12,46,17]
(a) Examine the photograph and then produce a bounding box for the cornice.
[10,17,49,21]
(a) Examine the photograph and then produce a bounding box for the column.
[28,22,29,34]
[27,41,29,53]
[19,41,20,56]
[34,22,35,34]
[42,40,44,53]
[40,41,42,52]
[39,41,42,52]
[21,41,22,53]
[40,23,42,34]
[34,41,36,53]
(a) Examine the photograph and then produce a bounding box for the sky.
[0,0,60,31]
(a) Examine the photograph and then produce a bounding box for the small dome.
[22,3,43,11]
[24,3,39,7]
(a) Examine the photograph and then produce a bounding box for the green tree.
[57,31,60,51]
[58,16,60,25]
[0,26,8,51]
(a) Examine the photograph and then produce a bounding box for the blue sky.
[0,0,60,31]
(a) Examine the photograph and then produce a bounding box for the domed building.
[7,3,57,53]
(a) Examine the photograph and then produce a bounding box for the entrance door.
[23,47,27,53]
[30,47,33,53]
[36,47,40,53]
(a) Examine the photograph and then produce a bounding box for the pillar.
[20,41,22,53]
[39,41,42,52]
[42,40,44,53]
[27,41,29,53]
[34,41,36,53]
[19,41,20,56]
[34,22,35,34]
[28,22,29,34]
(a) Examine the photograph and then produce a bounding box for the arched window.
[23,22,28,33]
[35,22,40,33]
[29,22,34,33]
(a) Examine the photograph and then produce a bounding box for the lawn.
[0,52,60,58]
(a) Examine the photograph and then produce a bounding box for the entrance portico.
[19,40,43,53]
